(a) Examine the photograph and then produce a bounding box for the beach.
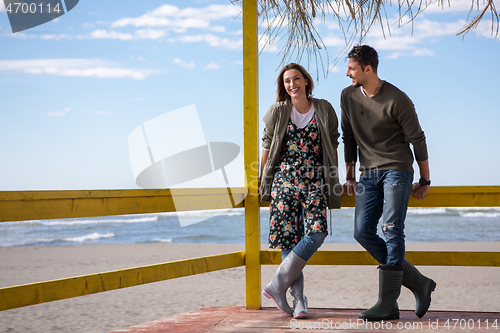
[0,242,499,333]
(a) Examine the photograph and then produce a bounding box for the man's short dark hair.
[348,45,379,73]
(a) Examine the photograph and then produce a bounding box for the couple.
[259,45,436,321]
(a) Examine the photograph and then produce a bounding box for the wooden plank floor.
[110,307,500,332]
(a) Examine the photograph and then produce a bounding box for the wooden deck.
[110,307,500,332]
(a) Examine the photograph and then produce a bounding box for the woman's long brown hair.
[276,63,314,102]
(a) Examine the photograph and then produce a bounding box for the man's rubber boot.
[359,265,404,321]
[289,271,308,319]
[263,251,307,316]
[403,259,437,318]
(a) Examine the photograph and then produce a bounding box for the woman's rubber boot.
[359,264,404,321]
[289,271,308,319]
[263,251,307,316]
[402,259,437,318]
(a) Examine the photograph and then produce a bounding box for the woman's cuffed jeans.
[281,232,326,261]
[353,170,413,266]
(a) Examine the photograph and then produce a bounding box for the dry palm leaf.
[232,0,498,76]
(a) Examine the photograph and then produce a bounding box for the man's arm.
[343,162,358,196]
[412,159,430,200]
[341,91,358,196]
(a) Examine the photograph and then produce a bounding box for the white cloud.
[422,0,479,14]
[36,29,167,41]
[135,28,168,39]
[131,56,146,62]
[81,22,95,29]
[203,62,220,70]
[90,29,134,40]
[40,34,75,40]
[111,4,240,31]
[0,59,151,80]
[173,33,242,50]
[95,111,111,115]
[48,108,70,117]
[323,34,348,47]
[358,16,470,58]
[173,58,196,69]
[469,19,500,38]
[0,1,4,11]
[259,34,279,52]
[328,64,341,73]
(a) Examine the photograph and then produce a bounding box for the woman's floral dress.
[268,116,328,250]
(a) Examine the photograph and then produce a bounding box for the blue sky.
[0,0,499,191]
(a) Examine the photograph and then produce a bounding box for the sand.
[0,242,499,332]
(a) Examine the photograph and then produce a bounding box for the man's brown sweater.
[341,81,428,175]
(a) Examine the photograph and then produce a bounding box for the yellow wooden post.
[243,0,261,309]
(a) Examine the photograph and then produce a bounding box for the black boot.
[359,265,403,321]
[403,259,436,318]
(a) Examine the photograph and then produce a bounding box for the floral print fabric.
[268,116,328,250]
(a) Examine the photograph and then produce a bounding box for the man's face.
[346,59,366,88]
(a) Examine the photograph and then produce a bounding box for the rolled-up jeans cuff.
[292,232,326,261]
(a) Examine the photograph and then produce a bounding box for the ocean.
[1,207,499,247]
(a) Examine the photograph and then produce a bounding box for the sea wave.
[460,212,500,218]
[151,238,173,243]
[407,208,448,215]
[8,216,159,226]
[64,233,115,243]
[448,207,500,211]
[157,208,245,217]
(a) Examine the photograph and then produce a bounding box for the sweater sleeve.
[262,104,278,150]
[394,99,428,162]
[326,101,340,150]
[341,90,358,163]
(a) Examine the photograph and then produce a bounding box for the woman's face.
[283,69,308,100]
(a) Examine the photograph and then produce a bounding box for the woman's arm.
[260,149,270,188]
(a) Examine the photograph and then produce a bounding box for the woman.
[260,63,341,319]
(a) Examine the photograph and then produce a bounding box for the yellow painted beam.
[260,186,500,208]
[243,0,261,310]
[0,188,247,222]
[261,250,500,267]
[408,186,500,207]
[2,186,498,223]
[0,251,245,312]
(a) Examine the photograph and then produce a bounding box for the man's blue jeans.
[281,232,326,261]
[354,170,413,266]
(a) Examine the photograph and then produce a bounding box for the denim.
[281,231,326,261]
[353,170,413,266]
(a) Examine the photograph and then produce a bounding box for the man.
[341,45,436,321]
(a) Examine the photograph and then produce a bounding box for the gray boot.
[289,271,308,319]
[263,251,307,316]
[403,259,436,318]
[359,265,403,321]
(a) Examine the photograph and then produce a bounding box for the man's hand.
[343,179,358,196]
[412,183,429,200]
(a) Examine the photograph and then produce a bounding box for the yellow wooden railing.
[1,187,500,312]
[1,0,500,314]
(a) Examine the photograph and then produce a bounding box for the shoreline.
[0,242,499,333]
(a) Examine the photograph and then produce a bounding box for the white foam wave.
[156,208,245,217]
[460,212,500,218]
[407,208,447,215]
[64,232,115,243]
[152,238,173,243]
[40,216,158,226]
[448,207,500,211]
